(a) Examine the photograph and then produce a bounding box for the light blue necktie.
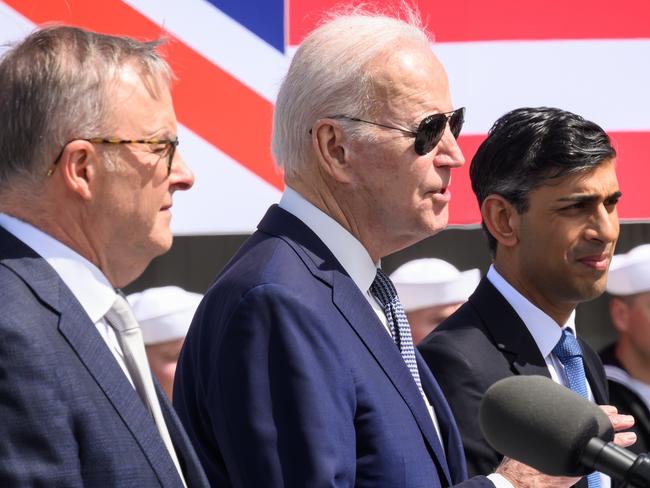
[553,328,601,488]
[370,268,422,390]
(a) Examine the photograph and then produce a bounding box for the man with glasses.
[0,26,207,486]
[176,9,595,488]
[419,107,635,487]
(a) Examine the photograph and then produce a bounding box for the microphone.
[479,375,650,486]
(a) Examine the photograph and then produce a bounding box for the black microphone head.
[479,375,614,476]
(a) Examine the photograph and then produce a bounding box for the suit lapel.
[258,206,452,484]
[580,338,609,404]
[57,301,182,487]
[472,278,608,404]
[157,382,209,487]
[470,278,551,378]
[417,351,465,484]
[331,272,452,484]
[0,230,181,487]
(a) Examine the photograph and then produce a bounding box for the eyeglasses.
[48,137,179,176]
[331,107,465,156]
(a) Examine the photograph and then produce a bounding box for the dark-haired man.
[419,107,635,487]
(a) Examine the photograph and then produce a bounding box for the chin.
[147,233,174,259]
[425,210,449,236]
[572,282,607,303]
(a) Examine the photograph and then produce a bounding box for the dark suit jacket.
[600,344,650,455]
[418,277,609,486]
[0,226,208,487]
[174,205,492,487]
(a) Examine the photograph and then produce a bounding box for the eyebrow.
[556,190,622,204]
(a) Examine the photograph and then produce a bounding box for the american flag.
[1,0,648,234]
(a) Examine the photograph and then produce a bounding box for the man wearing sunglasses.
[0,26,207,486]
[176,9,588,488]
[419,107,635,487]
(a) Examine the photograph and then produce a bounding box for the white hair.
[271,6,432,178]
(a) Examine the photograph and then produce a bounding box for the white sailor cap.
[606,244,650,296]
[390,258,481,312]
[127,286,203,345]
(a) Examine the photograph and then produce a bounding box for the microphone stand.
[582,438,650,488]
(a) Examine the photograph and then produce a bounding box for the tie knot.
[553,328,582,361]
[370,268,397,307]
[105,292,139,333]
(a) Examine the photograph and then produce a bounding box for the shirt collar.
[0,213,116,323]
[279,186,377,293]
[486,264,576,358]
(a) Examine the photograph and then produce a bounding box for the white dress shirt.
[0,213,134,386]
[487,265,610,487]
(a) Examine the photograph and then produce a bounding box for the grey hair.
[0,25,172,191]
[271,5,431,178]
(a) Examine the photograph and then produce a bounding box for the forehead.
[369,43,452,121]
[105,63,175,135]
[530,158,619,202]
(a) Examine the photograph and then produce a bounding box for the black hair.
[470,107,616,255]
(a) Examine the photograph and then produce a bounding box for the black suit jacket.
[418,277,609,486]
[600,344,650,455]
[0,225,208,487]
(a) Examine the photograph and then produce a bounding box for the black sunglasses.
[331,107,465,156]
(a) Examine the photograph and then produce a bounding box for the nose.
[587,204,619,244]
[169,151,194,191]
[433,127,465,169]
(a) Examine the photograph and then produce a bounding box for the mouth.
[577,253,610,271]
[160,203,172,212]
[430,185,452,203]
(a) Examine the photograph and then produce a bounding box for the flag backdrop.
[1,0,648,235]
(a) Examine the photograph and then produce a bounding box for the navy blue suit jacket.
[419,277,609,486]
[0,226,208,487]
[174,205,492,487]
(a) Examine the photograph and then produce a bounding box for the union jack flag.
[1,0,648,234]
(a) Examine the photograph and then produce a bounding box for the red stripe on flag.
[5,0,283,190]
[449,131,650,225]
[290,0,650,44]
[610,132,650,222]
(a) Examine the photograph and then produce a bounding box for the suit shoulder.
[422,301,488,345]
[0,262,54,325]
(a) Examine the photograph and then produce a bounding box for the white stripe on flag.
[124,0,289,103]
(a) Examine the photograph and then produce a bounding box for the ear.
[610,297,630,333]
[311,119,352,184]
[481,194,519,248]
[56,140,98,201]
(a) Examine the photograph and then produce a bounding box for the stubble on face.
[505,160,620,322]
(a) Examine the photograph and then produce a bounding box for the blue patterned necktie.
[553,328,601,488]
[370,268,422,390]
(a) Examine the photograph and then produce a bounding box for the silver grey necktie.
[105,293,187,487]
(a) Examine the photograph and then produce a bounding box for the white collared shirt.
[486,265,596,399]
[278,187,443,439]
[0,213,134,386]
[487,265,609,488]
